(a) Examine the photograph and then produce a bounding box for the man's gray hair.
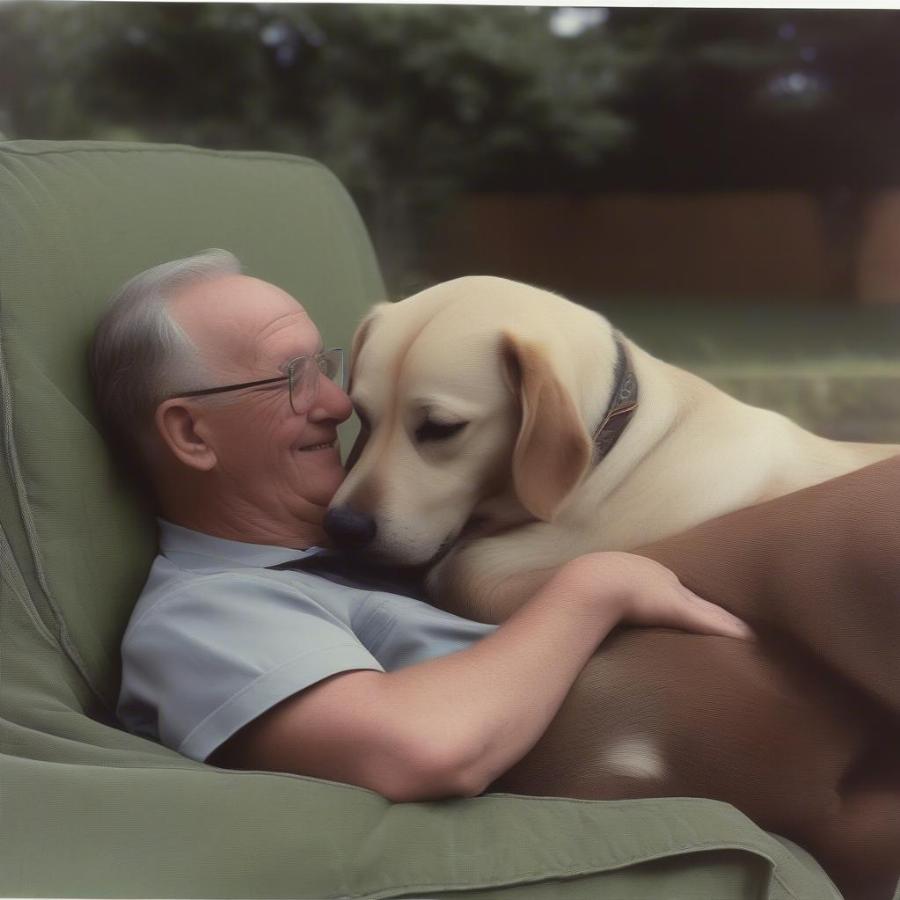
[89,248,241,489]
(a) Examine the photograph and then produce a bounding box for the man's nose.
[324,504,376,548]
[309,376,353,424]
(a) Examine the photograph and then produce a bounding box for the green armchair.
[0,139,844,899]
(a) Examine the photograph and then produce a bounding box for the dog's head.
[326,276,620,566]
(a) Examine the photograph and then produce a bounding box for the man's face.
[168,274,352,526]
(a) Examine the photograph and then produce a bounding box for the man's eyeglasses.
[167,348,344,415]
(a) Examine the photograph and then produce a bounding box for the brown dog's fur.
[493,631,898,896]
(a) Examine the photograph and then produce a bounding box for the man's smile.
[297,440,337,452]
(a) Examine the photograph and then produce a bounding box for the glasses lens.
[321,348,344,387]
[289,349,344,414]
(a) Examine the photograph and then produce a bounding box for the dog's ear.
[346,305,388,470]
[501,333,592,522]
[348,305,386,393]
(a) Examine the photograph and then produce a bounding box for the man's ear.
[154,399,218,472]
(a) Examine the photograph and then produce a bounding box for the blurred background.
[2,2,900,439]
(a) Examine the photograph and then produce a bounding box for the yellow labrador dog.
[328,275,900,622]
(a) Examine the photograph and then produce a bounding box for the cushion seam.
[0,270,105,709]
[0,143,327,167]
[0,522,58,648]
[339,841,784,900]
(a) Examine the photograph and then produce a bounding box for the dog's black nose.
[323,505,377,548]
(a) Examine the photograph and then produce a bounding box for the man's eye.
[415,420,467,443]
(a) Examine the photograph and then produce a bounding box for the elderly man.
[90,249,748,802]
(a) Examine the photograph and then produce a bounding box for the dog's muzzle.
[323,505,377,549]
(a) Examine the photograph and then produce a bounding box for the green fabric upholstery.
[0,139,842,899]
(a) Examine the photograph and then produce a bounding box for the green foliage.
[3,4,900,289]
[0,2,653,289]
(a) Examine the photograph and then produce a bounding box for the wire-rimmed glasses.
[167,348,344,415]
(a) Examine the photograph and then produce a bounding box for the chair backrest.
[0,140,385,714]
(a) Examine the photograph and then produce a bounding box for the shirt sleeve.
[362,590,496,670]
[117,571,384,762]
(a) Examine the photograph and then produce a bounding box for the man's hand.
[556,551,754,640]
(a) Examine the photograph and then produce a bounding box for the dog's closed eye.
[415,420,468,443]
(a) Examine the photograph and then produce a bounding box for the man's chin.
[301,471,347,512]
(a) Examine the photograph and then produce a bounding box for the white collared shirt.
[117,520,495,762]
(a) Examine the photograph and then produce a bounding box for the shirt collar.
[157,518,326,573]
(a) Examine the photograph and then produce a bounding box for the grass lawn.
[589,300,900,442]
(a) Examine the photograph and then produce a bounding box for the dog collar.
[592,333,638,464]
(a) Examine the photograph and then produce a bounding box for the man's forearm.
[377,564,624,797]
[483,565,561,621]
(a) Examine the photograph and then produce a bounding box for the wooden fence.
[427,190,900,305]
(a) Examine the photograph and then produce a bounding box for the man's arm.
[210,552,750,802]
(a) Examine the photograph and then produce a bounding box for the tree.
[3,4,899,292]
[0,2,649,291]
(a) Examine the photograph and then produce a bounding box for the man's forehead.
[169,274,319,363]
